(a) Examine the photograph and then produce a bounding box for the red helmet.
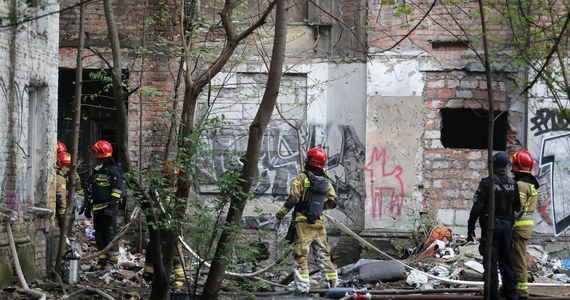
[56,151,71,169]
[511,150,534,173]
[92,140,113,158]
[306,147,327,168]
[57,141,67,153]
[163,161,180,175]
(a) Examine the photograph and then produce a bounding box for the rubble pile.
[0,220,569,299]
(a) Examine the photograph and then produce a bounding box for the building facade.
[55,0,569,266]
[0,0,60,286]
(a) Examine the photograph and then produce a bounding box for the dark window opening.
[441,108,507,150]
[58,68,128,176]
[431,40,469,51]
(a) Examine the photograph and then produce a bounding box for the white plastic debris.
[464,260,484,273]
[406,269,428,287]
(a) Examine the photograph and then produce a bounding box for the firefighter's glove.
[466,230,475,242]
[273,218,282,231]
[83,201,93,219]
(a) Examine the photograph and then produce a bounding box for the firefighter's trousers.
[292,220,337,294]
[513,224,533,298]
[93,205,119,260]
[479,219,518,300]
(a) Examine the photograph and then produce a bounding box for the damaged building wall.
[55,0,570,257]
[58,0,178,169]
[51,0,570,267]
[203,62,367,229]
[58,0,368,229]
[0,0,60,286]
[365,0,525,238]
[364,56,425,232]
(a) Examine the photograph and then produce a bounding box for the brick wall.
[423,70,516,227]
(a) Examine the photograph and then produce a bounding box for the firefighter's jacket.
[89,160,124,213]
[276,167,337,222]
[55,169,84,217]
[513,172,540,239]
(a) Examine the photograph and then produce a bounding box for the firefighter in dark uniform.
[511,150,540,300]
[467,152,520,300]
[86,140,125,270]
[273,147,338,294]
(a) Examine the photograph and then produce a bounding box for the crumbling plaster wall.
[365,55,424,232]
[0,0,60,283]
[366,0,525,237]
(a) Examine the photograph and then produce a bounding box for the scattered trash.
[464,260,484,274]
[406,269,428,287]
[430,264,450,278]
[553,273,569,282]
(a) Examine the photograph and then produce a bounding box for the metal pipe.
[4,214,47,300]
[309,288,483,295]
[366,295,570,299]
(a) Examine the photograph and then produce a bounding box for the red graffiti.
[365,147,405,219]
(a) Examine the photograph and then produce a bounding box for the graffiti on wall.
[530,108,570,136]
[365,147,404,219]
[319,125,366,223]
[536,132,570,235]
[201,123,365,222]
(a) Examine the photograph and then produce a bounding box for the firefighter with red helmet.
[55,151,71,228]
[56,141,84,198]
[86,140,125,270]
[57,141,67,154]
[511,150,540,300]
[54,151,84,230]
[273,147,338,294]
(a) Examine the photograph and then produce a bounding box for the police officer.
[511,150,540,300]
[87,140,124,270]
[467,152,520,300]
[273,147,338,294]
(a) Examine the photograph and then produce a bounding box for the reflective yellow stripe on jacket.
[92,203,109,211]
[96,177,110,186]
[515,183,538,227]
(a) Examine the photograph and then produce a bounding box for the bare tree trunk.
[202,0,288,298]
[103,0,130,170]
[477,1,495,299]
[54,0,86,274]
